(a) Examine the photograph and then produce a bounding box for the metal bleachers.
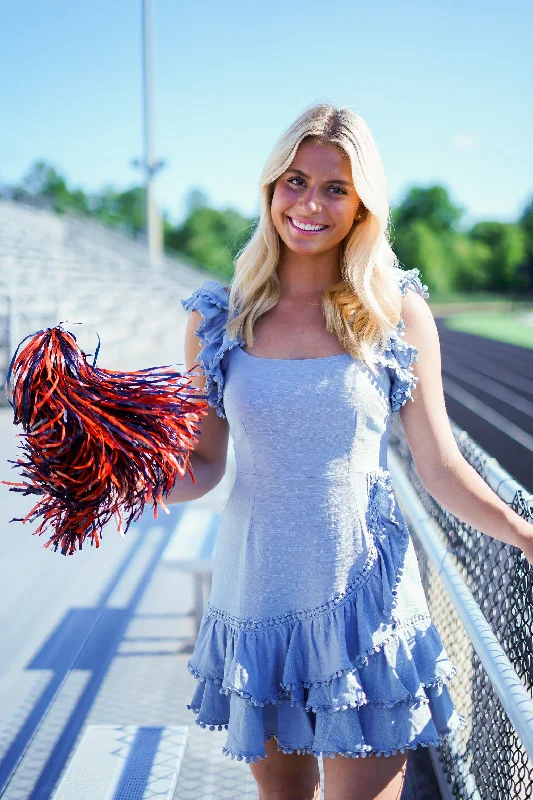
[0,197,209,384]
[161,507,223,636]
[50,725,189,800]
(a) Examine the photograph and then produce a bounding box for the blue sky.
[2,0,531,228]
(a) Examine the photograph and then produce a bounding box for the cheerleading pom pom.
[2,322,209,556]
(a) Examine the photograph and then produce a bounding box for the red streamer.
[2,324,208,555]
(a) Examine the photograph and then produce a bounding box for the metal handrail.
[388,448,533,763]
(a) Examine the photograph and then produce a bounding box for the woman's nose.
[300,189,321,212]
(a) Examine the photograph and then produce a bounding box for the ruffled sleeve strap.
[397,267,429,304]
[383,268,430,413]
[181,280,241,419]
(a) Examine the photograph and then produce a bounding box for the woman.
[168,103,533,800]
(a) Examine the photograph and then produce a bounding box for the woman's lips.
[287,216,329,235]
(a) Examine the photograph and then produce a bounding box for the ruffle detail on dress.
[187,614,456,712]
[365,467,410,620]
[186,618,465,763]
[378,267,430,412]
[186,467,422,707]
[181,280,242,419]
[185,454,465,760]
[397,267,429,301]
[378,332,421,412]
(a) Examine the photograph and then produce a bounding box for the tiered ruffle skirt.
[186,470,466,762]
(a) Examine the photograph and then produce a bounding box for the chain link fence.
[390,414,533,799]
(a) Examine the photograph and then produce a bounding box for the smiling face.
[270,138,362,258]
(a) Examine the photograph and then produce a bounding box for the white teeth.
[290,217,327,231]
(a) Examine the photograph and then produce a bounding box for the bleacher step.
[50,725,188,800]
[161,507,221,569]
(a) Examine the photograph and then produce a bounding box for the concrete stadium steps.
[0,198,210,377]
[50,725,188,800]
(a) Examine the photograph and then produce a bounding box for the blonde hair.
[226,102,403,370]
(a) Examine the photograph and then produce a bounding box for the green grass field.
[444,311,533,349]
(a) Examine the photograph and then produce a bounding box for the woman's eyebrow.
[286,167,352,186]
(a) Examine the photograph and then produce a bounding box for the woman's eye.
[286,177,346,195]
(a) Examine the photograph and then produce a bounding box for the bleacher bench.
[161,506,222,635]
[51,725,188,800]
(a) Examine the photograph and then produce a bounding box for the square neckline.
[236,343,353,363]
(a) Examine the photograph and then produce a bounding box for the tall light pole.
[132,0,166,274]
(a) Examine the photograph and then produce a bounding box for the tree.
[392,185,466,234]
[88,185,145,235]
[392,220,456,295]
[469,221,526,291]
[390,185,487,295]
[18,160,72,213]
[165,206,255,278]
[518,195,533,288]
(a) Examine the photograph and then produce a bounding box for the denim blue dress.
[181,267,466,764]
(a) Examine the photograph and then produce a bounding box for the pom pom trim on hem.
[187,657,457,715]
[216,714,468,764]
[187,611,432,687]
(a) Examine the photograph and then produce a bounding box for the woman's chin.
[280,235,338,256]
[282,240,323,255]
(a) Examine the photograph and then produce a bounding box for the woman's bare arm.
[164,308,230,505]
[397,289,533,563]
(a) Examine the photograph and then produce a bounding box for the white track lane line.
[443,377,533,451]
[442,360,533,418]
[442,343,533,396]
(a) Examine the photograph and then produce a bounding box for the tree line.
[3,160,533,297]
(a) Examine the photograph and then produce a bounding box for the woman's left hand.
[513,518,533,567]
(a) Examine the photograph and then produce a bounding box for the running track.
[436,320,533,494]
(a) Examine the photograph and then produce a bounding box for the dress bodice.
[180,267,430,621]
[180,266,429,424]
[225,346,392,481]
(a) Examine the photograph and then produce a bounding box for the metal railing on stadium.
[390,416,533,799]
